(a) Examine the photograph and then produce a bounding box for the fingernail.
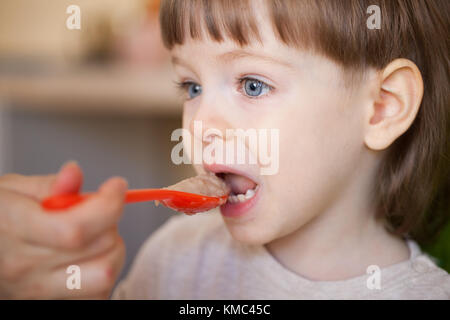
[100,177,128,196]
[111,177,128,193]
[118,178,129,193]
[60,160,78,171]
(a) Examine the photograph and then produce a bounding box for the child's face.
[170,14,374,245]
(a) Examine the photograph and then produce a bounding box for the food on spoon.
[155,172,230,213]
[166,172,230,196]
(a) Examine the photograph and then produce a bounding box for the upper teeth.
[227,185,258,203]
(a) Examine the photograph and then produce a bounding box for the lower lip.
[220,186,260,219]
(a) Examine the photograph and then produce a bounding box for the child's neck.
[265,179,410,282]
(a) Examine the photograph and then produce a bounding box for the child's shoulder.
[404,254,450,299]
[379,241,450,299]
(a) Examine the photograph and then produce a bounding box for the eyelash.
[174,80,194,96]
[173,77,274,100]
[236,76,274,99]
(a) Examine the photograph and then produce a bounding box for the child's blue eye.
[176,81,202,100]
[187,82,202,99]
[241,78,271,98]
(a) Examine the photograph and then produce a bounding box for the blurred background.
[0,0,196,287]
[0,0,448,293]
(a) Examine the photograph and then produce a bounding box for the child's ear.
[364,58,424,150]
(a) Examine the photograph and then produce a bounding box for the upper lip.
[203,163,260,186]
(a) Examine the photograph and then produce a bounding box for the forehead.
[167,0,281,56]
[170,36,301,73]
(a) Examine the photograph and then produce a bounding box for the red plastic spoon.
[41,189,228,215]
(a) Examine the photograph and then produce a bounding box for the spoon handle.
[41,189,223,211]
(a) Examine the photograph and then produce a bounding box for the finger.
[0,176,127,250]
[50,161,83,196]
[46,177,128,248]
[0,161,83,200]
[15,227,120,268]
[45,238,126,299]
[0,228,121,291]
[49,228,120,269]
[0,189,76,248]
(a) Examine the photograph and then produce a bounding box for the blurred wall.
[0,0,192,291]
[0,0,148,64]
[2,105,193,284]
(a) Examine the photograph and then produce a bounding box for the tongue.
[224,173,256,195]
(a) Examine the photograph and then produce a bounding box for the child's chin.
[223,220,276,246]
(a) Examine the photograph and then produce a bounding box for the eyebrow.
[218,50,294,69]
[171,49,295,69]
[171,56,189,68]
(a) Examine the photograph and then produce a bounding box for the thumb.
[0,161,83,200]
[50,161,84,196]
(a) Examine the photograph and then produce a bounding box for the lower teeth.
[227,185,259,204]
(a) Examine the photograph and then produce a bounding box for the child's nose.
[189,96,233,141]
[189,115,229,144]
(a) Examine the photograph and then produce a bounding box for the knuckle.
[61,223,85,249]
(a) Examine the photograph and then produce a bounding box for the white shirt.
[113,212,450,299]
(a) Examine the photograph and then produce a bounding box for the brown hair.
[159,0,450,242]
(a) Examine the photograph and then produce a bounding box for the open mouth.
[215,172,259,204]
